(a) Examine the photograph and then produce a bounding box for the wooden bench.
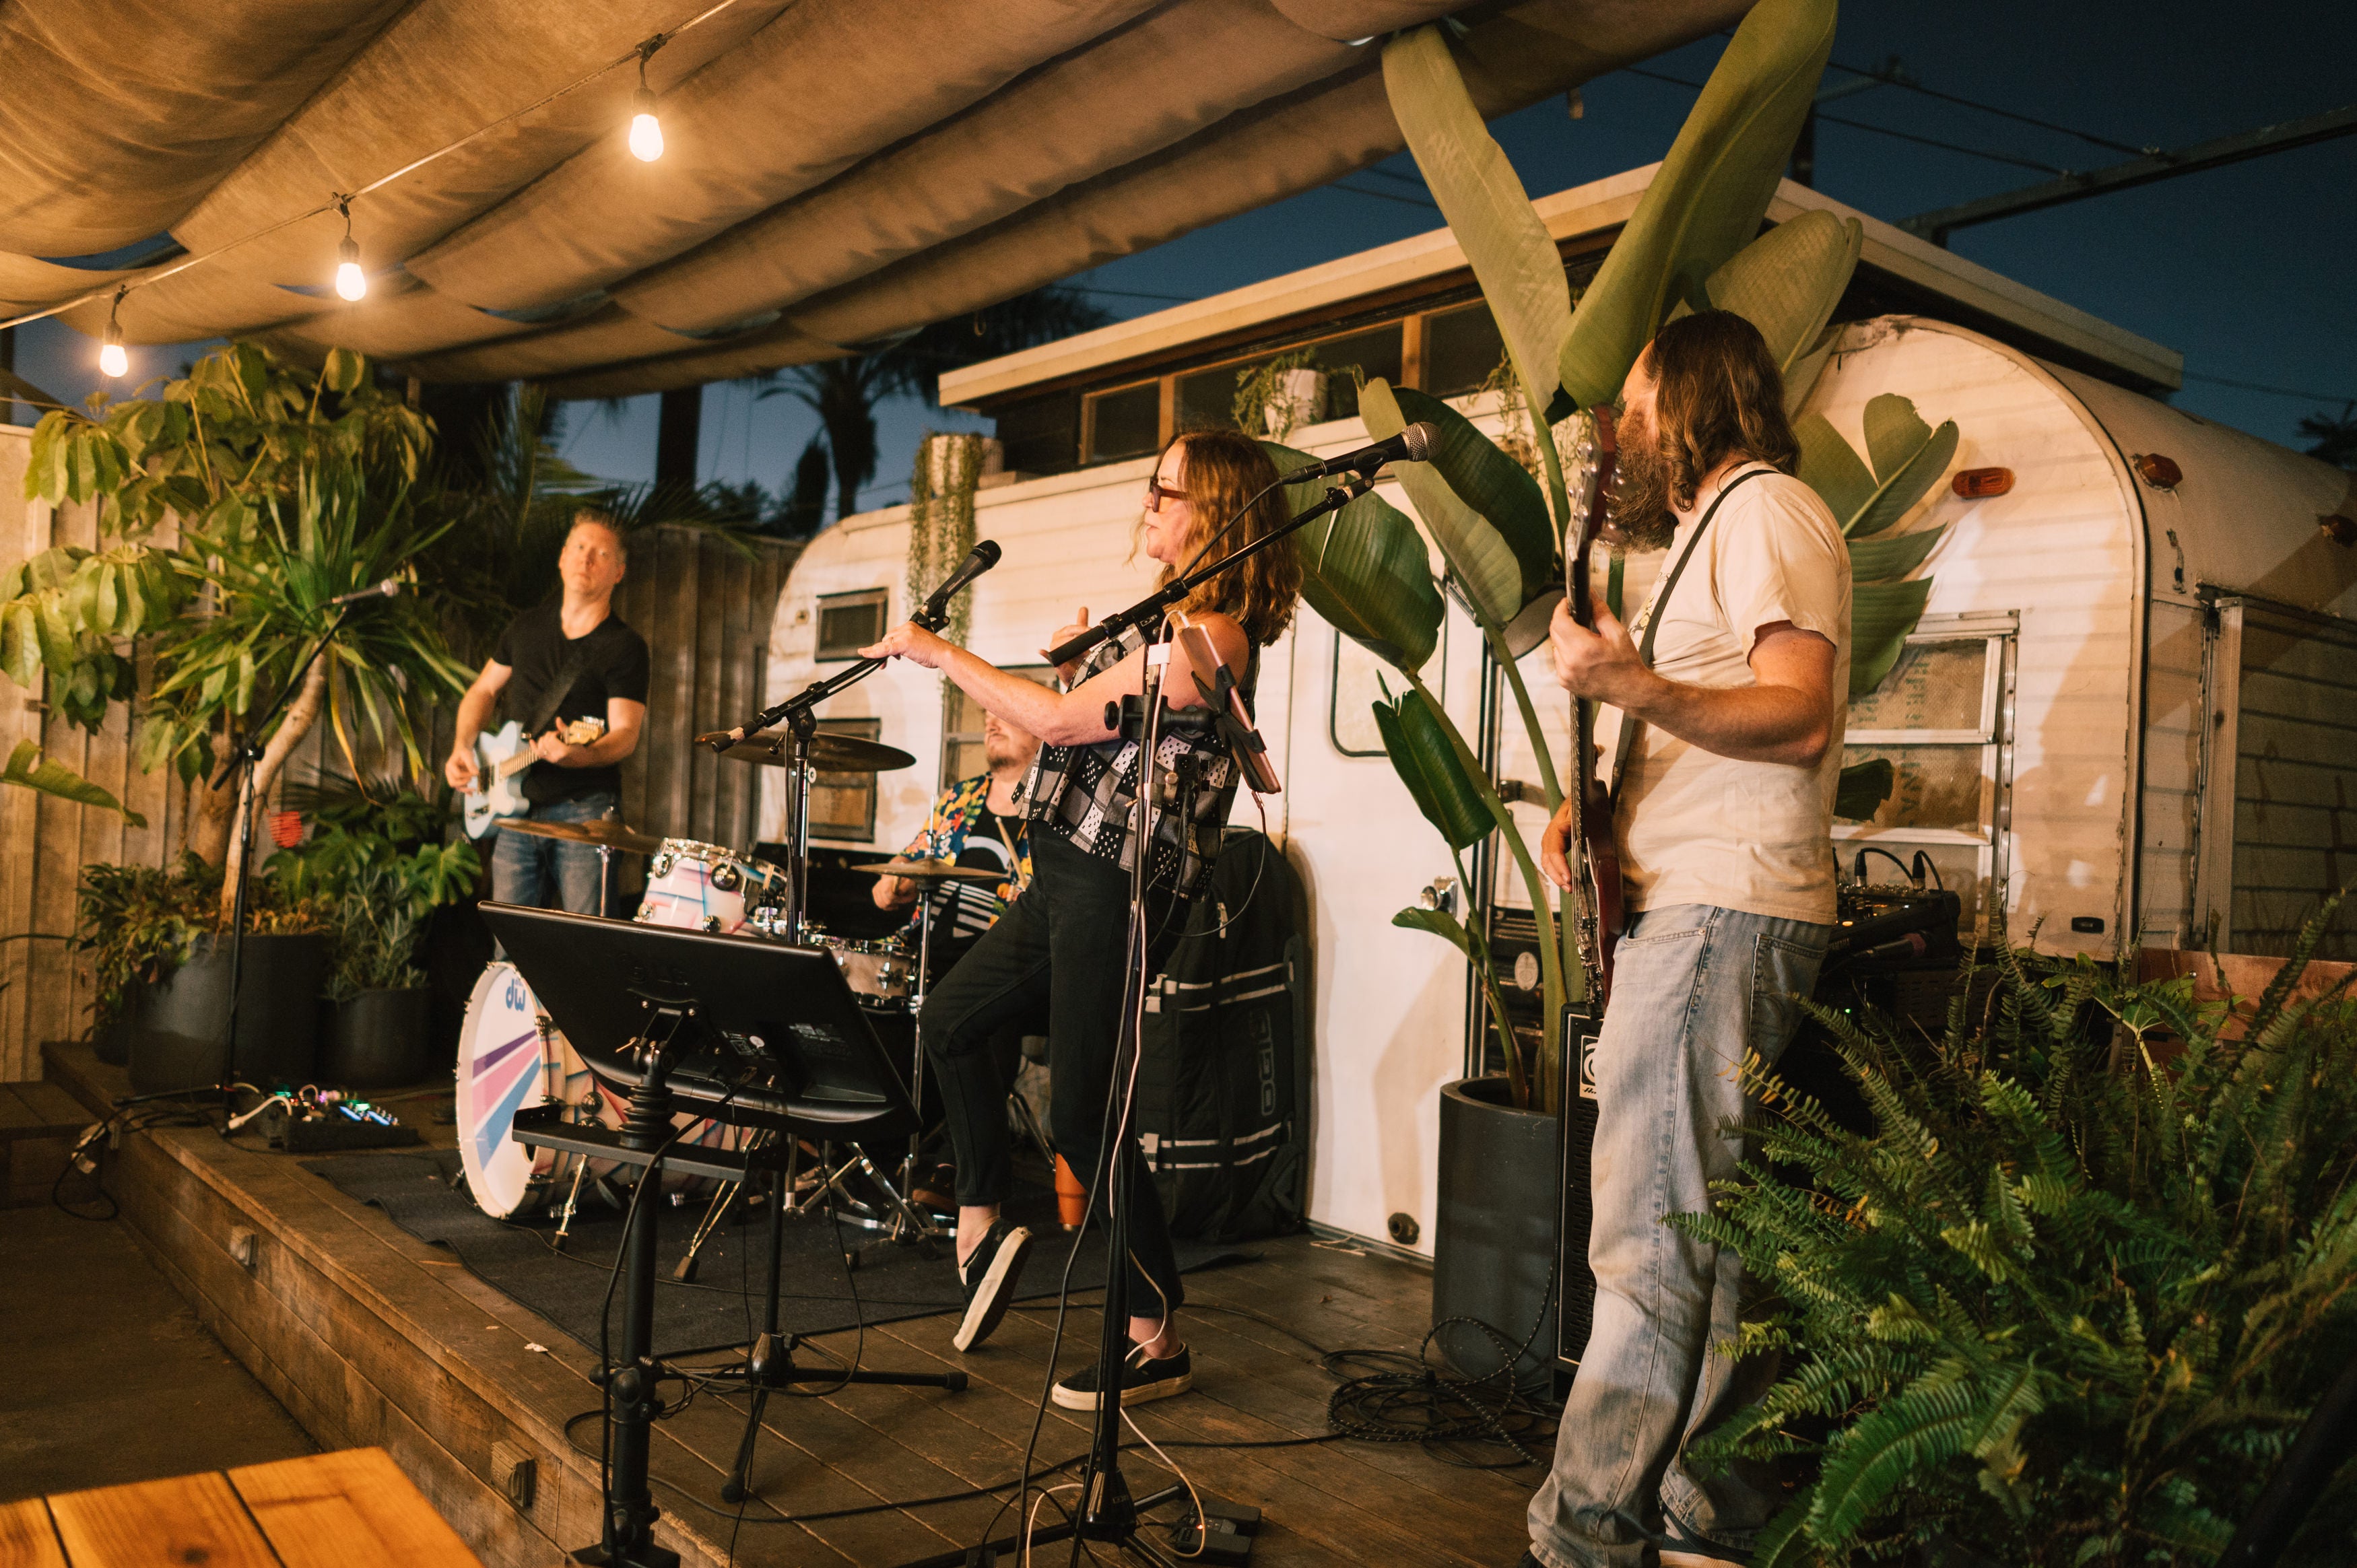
[1,1080,89,1208]
[1,1447,486,1568]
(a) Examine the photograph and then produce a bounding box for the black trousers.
[918,831,1189,1315]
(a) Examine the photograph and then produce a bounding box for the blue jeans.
[489,792,618,918]
[1529,904,1830,1568]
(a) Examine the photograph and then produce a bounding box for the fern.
[1677,899,2357,1565]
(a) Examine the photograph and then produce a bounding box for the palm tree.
[755,285,1111,521]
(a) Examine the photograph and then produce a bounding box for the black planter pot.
[321,988,433,1091]
[1432,1075,1560,1392]
[127,932,329,1095]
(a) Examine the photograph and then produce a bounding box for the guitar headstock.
[1566,405,1620,625]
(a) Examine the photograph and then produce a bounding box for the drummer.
[871,710,1040,970]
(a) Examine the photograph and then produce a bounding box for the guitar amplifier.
[1554,1003,1603,1384]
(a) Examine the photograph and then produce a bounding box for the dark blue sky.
[17,0,2353,517]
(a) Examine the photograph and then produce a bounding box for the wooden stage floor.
[42,1044,1541,1568]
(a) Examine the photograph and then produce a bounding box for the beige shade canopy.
[11,0,1750,393]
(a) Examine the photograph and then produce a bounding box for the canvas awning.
[3,0,1751,392]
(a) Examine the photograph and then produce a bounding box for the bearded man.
[1519,310,1852,1568]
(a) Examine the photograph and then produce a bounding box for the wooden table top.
[1,1448,484,1568]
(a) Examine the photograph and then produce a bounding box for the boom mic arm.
[1276,420,1438,483]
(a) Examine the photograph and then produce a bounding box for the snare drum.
[811,934,915,1002]
[456,961,747,1218]
[635,839,783,934]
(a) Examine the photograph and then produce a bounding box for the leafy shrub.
[1678,904,2357,1565]
[264,788,479,1002]
[77,855,329,1025]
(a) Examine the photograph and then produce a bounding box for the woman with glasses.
[860,428,1300,1406]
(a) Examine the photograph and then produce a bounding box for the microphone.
[1277,421,1438,483]
[328,578,408,606]
[915,539,1001,625]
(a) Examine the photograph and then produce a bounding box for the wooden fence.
[0,423,799,1081]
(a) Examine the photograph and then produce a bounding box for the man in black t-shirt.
[444,511,651,916]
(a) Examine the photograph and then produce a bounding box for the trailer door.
[2195,596,2357,959]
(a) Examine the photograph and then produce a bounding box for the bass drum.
[456,962,748,1218]
[636,839,783,934]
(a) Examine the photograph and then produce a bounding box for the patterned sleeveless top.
[1016,625,1255,899]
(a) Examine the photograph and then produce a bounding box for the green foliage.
[0,741,145,825]
[1232,347,1323,442]
[263,789,479,1002]
[907,433,985,648]
[1261,440,1445,673]
[1362,378,1523,624]
[1678,901,2357,1565]
[1385,384,1557,605]
[1551,0,1836,413]
[1675,207,1863,415]
[1795,393,1959,695]
[1370,683,1491,850]
[75,855,329,1025]
[1832,755,1895,822]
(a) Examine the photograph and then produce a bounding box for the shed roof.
[939,167,2185,409]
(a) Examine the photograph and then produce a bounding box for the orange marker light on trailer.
[1951,467,2014,500]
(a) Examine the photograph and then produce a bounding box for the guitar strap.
[1599,465,1774,800]
[520,644,590,738]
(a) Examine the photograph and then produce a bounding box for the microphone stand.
[213,602,356,1135]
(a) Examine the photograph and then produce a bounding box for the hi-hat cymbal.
[497,817,667,855]
[850,857,1005,884]
[700,730,917,773]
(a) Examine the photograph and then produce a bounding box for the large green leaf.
[1393,904,1478,960]
[1853,578,1935,695]
[1849,525,1946,584]
[1262,441,1442,672]
[1383,24,1573,409]
[1795,413,1875,522]
[1783,327,1838,418]
[1372,685,1490,851]
[1555,0,1836,411]
[1360,379,1520,625]
[1388,386,1556,598]
[1686,209,1863,376]
[1,741,145,825]
[1850,396,1960,539]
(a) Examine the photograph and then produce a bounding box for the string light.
[333,197,368,302]
[628,39,667,162]
[99,288,129,378]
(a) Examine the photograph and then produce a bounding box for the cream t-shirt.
[1599,465,1851,926]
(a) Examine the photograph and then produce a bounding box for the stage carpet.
[305,1149,1251,1347]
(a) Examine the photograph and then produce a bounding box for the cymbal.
[497,817,667,855]
[851,857,1005,885]
[702,729,917,773]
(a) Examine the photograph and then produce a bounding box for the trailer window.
[941,667,1056,788]
[809,718,884,842]
[1836,613,2017,940]
[814,588,889,662]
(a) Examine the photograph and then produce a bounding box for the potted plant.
[1292,0,1954,1384]
[267,790,480,1089]
[1233,348,1329,441]
[78,856,331,1092]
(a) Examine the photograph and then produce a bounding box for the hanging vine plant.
[906,432,985,648]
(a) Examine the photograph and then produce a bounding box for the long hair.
[1148,428,1301,647]
[1645,310,1801,509]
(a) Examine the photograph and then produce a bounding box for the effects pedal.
[1168,1496,1261,1564]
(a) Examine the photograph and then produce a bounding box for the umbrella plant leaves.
[1262,440,1442,673]
[1852,578,1935,696]
[1848,524,1946,584]
[1796,413,1875,524]
[1361,378,1523,625]
[1556,0,1836,411]
[1383,24,1574,409]
[1692,209,1863,378]
[1387,385,1558,603]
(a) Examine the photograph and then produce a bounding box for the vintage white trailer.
[759,167,2357,1254]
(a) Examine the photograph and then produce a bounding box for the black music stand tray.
[485,905,967,1568]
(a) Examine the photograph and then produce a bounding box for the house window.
[1422,302,1507,398]
[809,717,884,842]
[1174,322,1405,436]
[1084,380,1162,463]
[1836,613,2017,939]
[815,589,888,661]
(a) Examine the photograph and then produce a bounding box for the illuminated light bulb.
[334,234,368,302]
[99,333,128,379]
[628,86,664,162]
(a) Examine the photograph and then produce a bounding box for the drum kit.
[453,726,1007,1254]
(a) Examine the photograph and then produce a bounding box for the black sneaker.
[952,1219,1032,1353]
[1051,1342,1193,1410]
[1659,1527,1752,1568]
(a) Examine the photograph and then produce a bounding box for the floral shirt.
[896,773,1032,945]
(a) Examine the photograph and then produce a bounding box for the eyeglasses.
[1144,475,1188,512]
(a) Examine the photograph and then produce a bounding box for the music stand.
[484,906,967,1568]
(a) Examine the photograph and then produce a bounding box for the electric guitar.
[461,717,607,839]
[1565,405,1622,1004]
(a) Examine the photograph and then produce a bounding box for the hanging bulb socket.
[333,197,368,301]
[628,39,665,164]
[99,288,129,378]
